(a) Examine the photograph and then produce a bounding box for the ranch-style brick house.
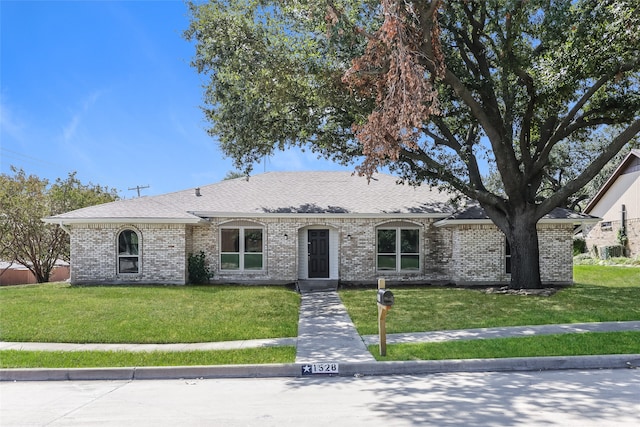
[44,171,597,288]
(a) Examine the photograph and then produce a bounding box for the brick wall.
[68,218,574,286]
[69,223,187,285]
[449,223,573,285]
[539,224,574,284]
[584,218,640,258]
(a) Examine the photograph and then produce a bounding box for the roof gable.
[584,149,640,214]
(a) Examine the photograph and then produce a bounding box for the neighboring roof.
[584,149,640,214]
[44,171,458,224]
[433,205,599,227]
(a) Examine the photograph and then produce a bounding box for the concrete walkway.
[295,290,375,363]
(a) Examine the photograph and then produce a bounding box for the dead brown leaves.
[336,0,445,177]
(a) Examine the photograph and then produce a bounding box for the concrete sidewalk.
[364,320,640,345]
[3,321,638,353]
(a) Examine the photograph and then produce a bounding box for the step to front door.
[297,280,338,293]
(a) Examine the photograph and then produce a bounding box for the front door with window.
[308,229,329,278]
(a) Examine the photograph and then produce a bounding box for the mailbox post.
[376,278,394,356]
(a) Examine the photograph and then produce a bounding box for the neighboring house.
[583,149,640,258]
[43,171,596,288]
[0,260,70,286]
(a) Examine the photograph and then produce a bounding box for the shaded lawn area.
[0,284,300,343]
[340,265,640,336]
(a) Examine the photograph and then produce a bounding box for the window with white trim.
[377,228,420,271]
[220,227,263,271]
[118,229,139,274]
[505,238,512,274]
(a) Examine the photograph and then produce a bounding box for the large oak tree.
[186,0,640,288]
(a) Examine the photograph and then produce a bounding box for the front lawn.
[1,266,638,367]
[340,265,640,335]
[0,284,300,343]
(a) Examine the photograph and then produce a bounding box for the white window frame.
[376,227,420,272]
[505,237,512,275]
[117,228,140,275]
[220,226,264,271]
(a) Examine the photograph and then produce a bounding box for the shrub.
[573,253,596,265]
[599,245,624,260]
[188,251,210,284]
[573,238,586,255]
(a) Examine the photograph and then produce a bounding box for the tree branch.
[538,119,640,217]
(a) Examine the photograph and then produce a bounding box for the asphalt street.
[2,369,639,426]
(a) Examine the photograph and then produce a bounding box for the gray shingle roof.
[45,171,457,223]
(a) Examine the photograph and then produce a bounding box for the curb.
[2,354,639,382]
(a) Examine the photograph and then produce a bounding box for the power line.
[128,185,150,197]
[0,147,60,168]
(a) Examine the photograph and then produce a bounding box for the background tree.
[223,170,247,180]
[186,0,640,289]
[0,167,118,283]
[485,130,640,211]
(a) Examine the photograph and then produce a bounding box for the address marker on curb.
[301,363,340,375]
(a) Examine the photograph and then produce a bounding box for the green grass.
[370,331,640,361]
[0,284,300,343]
[1,266,638,367]
[0,347,296,368]
[340,265,640,335]
[573,264,640,284]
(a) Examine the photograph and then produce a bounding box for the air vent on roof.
[195,188,201,197]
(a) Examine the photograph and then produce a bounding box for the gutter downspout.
[58,221,71,235]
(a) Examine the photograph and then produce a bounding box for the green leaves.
[185,0,372,174]
[0,167,118,282]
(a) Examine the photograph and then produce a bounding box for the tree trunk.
[505,217,543,290]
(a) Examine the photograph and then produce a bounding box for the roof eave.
[433,217,600,228]
[190,211,451,219]
[43,217,206,225]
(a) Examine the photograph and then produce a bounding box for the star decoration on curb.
[302,365,312,375]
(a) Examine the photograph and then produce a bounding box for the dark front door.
[308,229,329,278]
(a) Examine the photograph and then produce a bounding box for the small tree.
[0,167,118,283]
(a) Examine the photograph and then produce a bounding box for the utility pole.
[128,185,150,198]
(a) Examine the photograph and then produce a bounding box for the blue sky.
[1,0,353,197]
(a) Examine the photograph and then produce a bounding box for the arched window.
[118,229,140,274]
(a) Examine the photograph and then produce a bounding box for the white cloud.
[61,114,81,142]
[0,98,25,142]
[60,89,105,143]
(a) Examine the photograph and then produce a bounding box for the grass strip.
[370,331,640,361]
[0,347,296,368]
